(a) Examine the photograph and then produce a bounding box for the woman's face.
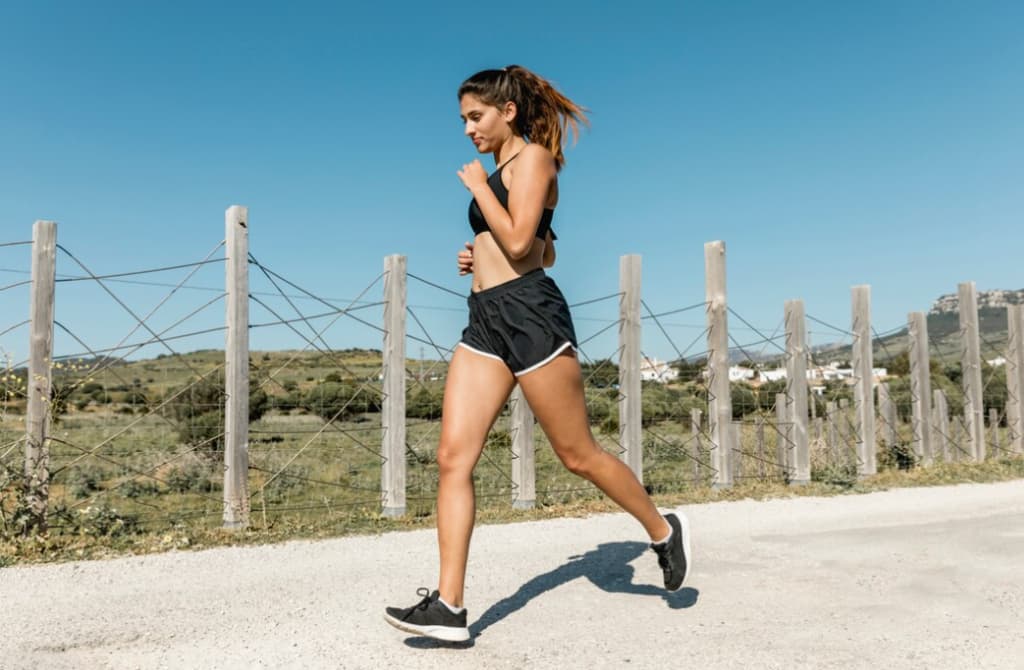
[460,94,515,153]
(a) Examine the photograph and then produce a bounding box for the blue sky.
[1,1,1021,366]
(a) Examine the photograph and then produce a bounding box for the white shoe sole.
[383,612,470,642]
[677,511,692,587]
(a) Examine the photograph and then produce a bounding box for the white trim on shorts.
[457,341,506,364]
[514,341,577,377]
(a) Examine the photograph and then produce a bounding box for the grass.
[3,347,1023,567]
[3,447,1021,567]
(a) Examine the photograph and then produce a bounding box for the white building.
[759,367,788,382]
[728,366,755,382]
[641,357,679,383]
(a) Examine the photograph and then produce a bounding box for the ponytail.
[458,65,589,170]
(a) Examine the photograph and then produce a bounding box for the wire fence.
[3,222,1023,540]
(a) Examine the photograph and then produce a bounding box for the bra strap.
[497,151,522,171]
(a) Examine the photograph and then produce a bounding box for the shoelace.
[414,587,433,611]
[399,587,434,621]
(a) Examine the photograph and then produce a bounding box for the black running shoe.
[384,588,470,642]
[651,512,691,591]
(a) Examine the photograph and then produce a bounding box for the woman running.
[384,65,691,642]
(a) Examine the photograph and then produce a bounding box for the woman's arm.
[458,145,556,260]
[541,231,556,267]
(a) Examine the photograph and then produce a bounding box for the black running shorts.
[459,269,578,376]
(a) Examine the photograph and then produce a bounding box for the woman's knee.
[555,441,603,478]
[436,437,480,478]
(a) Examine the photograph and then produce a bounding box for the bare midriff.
[470,232,547,293]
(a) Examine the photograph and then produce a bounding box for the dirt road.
[2,480,1022,669]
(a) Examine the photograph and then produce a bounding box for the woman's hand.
[457,160,489,192]
[457,241,474,275]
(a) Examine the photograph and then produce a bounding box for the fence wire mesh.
[3,241,233,534]
[4,229,1023,544]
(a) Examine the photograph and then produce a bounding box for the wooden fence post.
[827,401,838,463]
[705,242,733,488]
[618,254,643,481]
[958,282,985,461]
[775,392,789,479]
[690,408,702,482]
[1006,304,1024,453]
[932,389,950,462]
[510,385,535,509]
[381,254,407,517]
[877,382,897,449]
[755,416,766,480]
[223,207,250,529]
[784,299,810,484]
[951,420,964,461]
[851,285,876,476]
[908,312,933,466]
[731,422,742,482]
[24,220,57,531]
[838,397,849,452]
[989,408,1001,454]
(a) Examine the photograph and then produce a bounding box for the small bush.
[406,386,444,419]
[79,382,104,395]
[62,503,139,537]
[66,465,107,499]
[811,461,859,487]
[878,441,918,471]
[165,462,217,493]
[123,390,148,405]
[167,376,269,455]
[303,381,382,421]
[119,478,161,498]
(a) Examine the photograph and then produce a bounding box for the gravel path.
[2,480,1022,669]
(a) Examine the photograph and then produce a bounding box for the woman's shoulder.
[512,143,561,181]
[517,143,557,169]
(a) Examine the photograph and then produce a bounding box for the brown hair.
[458,65,589,170]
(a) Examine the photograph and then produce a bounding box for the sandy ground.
[1,480,1022,670]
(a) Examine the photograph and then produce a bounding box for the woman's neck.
[494,137,527,167]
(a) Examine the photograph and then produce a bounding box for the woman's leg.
[436,345,517,607]
[515,351,671,541]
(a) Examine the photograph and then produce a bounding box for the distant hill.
[930,289,1024,316]
[732,289,1021,368]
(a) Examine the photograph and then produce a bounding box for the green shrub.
[878,441,918,471]
[406,386,444,419]
[61,502,139,537]
[580,359,618,388]
[165,462,217,493]
[66,465,107,499]
[303,381,381,421]
[811,460,859,487]
[123,390,148,405]
[731,383,757,419]
[118,478,161,498]
[167,376,269,454]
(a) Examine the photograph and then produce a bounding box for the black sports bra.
[467,153,556,241]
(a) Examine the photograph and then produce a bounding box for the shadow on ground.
[404,540,698,649]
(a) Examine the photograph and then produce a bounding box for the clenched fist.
[457,241,474,275]
[457,160,489,192]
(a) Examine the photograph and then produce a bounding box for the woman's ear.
[501,100,517,124]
